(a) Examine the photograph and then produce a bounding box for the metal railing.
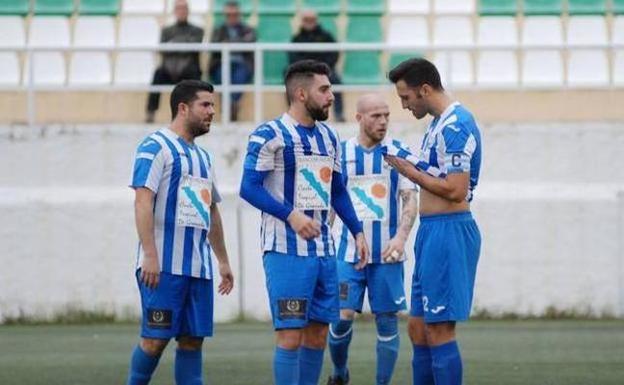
[1,41,622,126]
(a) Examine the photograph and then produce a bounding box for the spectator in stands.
[145,0,204,124]
[209,1,256,122]
[289,9,345,122]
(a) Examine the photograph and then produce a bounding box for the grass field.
[1,320,623,385]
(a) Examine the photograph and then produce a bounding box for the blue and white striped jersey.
[243,113,342,257]
[334,137,417,264]
[130,128,221,280]
[386,102,481,202]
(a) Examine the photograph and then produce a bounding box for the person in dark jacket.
[146,0,204,123]
[289,9,345,122]
[209,1,256,121]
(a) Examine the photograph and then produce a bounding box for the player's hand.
[140,250,160,289]
[287,210,322,240]
[384,155,414,178]
[354,232,369,270]
[218,262,234,295]
[381,235,406,263]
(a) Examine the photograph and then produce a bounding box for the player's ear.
[355,112,362,123]
[177,102,188,117]
[295,86,306,102]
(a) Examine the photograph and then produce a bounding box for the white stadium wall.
[1,122,624,322]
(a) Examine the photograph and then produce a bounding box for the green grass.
[1,320,623,385]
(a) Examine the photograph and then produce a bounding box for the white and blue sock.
[299,346,325,385]
[174,349,203,385]
[412,344,434,385]
[328,319,353,380]
[274,346,299,385]
[375,313,400,385]
[126,345,161,385]
[431,340,463,385]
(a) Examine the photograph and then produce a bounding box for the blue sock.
[430,340,463,385]
[274,346,299,385]
[328,319,353,380]
[375,313,400,385]
[412,344,434,385]
[126,345,161,385]
[175,349,203,385]
[299,346,325,385]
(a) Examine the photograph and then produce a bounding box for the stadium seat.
[387,16,428,47]
[73,16,116,47]
[0,16,26,48]
[477,17,517,46]
[122,0,165,14]
[302,0,341,15]
[78,0,120,15]
[523,0,562,15]
[388,0,430,14]
[346,0,385,15]
[28,16,71,47]
[24,52,66,85]
[433,0,475,14]
[33,0,75,15]
[258,0,296,14]
[478,0,518,16]
[433,51,474,86]
[522,50,563,86]
[318,15,338,38]
[477,51,518,86]
[69,52,112,85]
[433,16,474,47]
[388,52,423,70]
[567,0,606,15]
[167,0,209,14]
[522,16,563,47]
[614,51,624,85]
[0,0,29,15]
[567,50,608,86]
[0,53,21,85]
[258,15,292,84]
[214,0,253,14]
[114,52,155,84]
[343,51,383,84]
[612,16,624,44]
[566,16,607,46]
[615,0,624,14]
[346,15,383,42]
[118,16,160,47]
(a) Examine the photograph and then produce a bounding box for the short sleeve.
[210,165,222,204]
[390,140,418,190]
[130,137,165,193]
[442,122,477,175]
[330,128,342,173]
[243,125,279,172]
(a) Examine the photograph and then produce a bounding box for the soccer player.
[239,60,369,385]
[327,94,419,385]
[126,79,234,385]
[384,58,482,385]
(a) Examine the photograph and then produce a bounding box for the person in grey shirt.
[146,0,204,123]
[208,1,256,122]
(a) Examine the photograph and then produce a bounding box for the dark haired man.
[240,60,369,385]
[127,79,234,385]
[384,58,483,385]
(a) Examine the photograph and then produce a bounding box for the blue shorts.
[337,259,406,314]
[263,251,339,329]
[137,271,214,339]
[410,211,481,323]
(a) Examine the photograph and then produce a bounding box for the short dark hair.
[388,57,444,90]
[170,79,214,119]
[224,1,239,8]
[284,60,331,102]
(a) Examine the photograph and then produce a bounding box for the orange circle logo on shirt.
[371,183,387,198]
[319,166,332,183]
[200,188,212,206]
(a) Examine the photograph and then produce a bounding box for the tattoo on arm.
[396,189,418,241]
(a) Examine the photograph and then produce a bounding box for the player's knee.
[425,322,456,346]
[277,329,303,350]
[140,338,169,356]
[340,309,356,321]
[177,336,204,351]
[375,313,398,336]
[302,323,329,349]
[408,317,427,345]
